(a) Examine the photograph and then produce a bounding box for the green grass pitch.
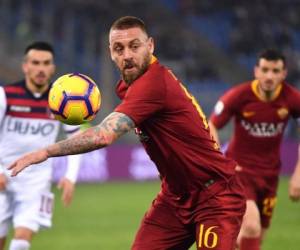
[22,177,300,249]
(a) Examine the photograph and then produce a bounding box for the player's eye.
[32,60,40,65]
[44,60,52,66]
[130,43,140,50]
[114,46,123,54]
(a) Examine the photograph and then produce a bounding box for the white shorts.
[0,178,54,237]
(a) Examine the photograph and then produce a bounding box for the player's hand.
[0,173,7,191]
[289,173,300,202]
[7,149,49,177]
[57,177,75,207]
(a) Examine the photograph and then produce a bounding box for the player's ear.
[254,64,260,79]
[109,46,113,60]
[148,37,154,54]
[51,64,56,75]
[22,61,28,74]
[22,54,29,74]
[283,68,288,79]
[108,44,115,61]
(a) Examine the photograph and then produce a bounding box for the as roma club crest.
[277,107,289,119]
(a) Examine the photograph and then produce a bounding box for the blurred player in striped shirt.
[0,42,81,250]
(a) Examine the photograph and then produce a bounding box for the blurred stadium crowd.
[1,0,300,132]
[171,0,300,83]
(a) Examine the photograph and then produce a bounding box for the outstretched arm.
[289,144,300,202]
[49,112,135,156]
[8,112,135,176]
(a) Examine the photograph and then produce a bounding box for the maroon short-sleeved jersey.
[115,58,237,199]
[210,80,300,176]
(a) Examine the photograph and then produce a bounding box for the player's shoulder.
[230,81,252,93]
[281,82,300,103]
[145,60,166,81]
[221,81,252,100]
[2,80,25,91]
[140,59,170,81]
[282,82,300,93]
[134,60,167,91]
[1,81,26,99]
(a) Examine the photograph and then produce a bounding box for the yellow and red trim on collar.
[150,55,157,64]
[251,80,283,101]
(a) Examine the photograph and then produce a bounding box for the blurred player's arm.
[57,154,81,207]
[289,144,300,202]
[209,98,232,148]
[208,120,221,146]
[209,93,243,173]
[57,126,82,207]
[287,95,300,201]
[9,112,135,176]
[0,166,7,191]
[0,86,7,190]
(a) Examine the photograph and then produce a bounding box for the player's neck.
[26,80,49,95]
[257,85,275,101]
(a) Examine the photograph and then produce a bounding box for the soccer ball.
[48,73,101,125]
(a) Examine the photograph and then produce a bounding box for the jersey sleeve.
[61,124,81,182]
[0,87,7,125]
[114,76,166,125]
[287,86,300,121]
[64,154,81,183]
[209,87,239,129]
[62,124,80,135]
[0,87,6,174]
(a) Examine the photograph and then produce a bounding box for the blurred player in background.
[8,16,246,250]
[209,49,300,250]
[0,42,81,250]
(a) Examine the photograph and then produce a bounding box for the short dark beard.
[257,82,275,101]
[122,54,151,85]
[264,90,273,100]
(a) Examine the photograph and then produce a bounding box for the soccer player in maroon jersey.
[8,16,246,250]
[209,49,300,250]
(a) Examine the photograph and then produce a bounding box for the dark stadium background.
[1,1,300,249]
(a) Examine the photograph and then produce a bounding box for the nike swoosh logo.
[243,111,255,117]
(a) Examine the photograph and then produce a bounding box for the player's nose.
[266,70,275,79]
[123,47,133,59]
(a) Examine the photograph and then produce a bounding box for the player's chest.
[5,89,53,120]
[237,101,289,137]
[2,116,60,137]
[238,100,289,123]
